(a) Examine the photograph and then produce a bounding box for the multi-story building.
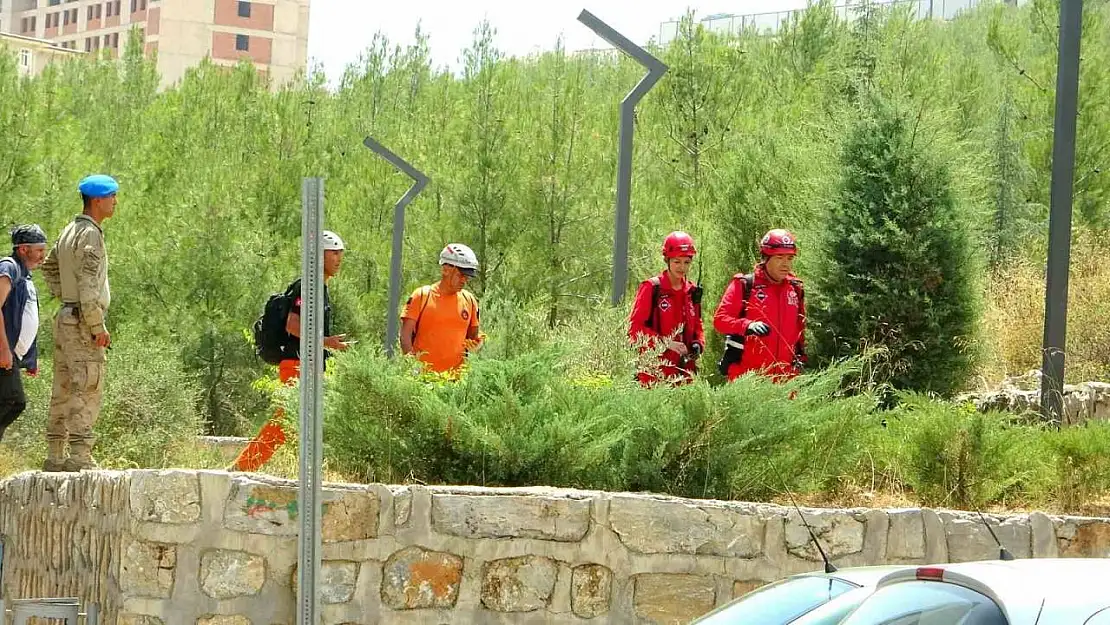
[0,30,83,77]
[0,0,308,88]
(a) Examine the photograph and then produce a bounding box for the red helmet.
[663,231,697,259]
[760,229,797,256]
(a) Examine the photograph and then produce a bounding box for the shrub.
[812,98,982,396]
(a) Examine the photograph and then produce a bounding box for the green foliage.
[813,98,982,395]
[5,2,1110,510]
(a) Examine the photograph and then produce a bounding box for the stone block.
[200,549,266,599]
[571,564,612,619]
[431,494,589,542]
[394,487,413,528]
[733,580,763,599]
[130,470,201,524]
[634,574,716,624]
[381,546,463,609]
[481,556,558,613]
[197,617,251,625]
[120,614,165,625]
[223,479,378,541]
[1059,520,1110,558]
[1030,512,1059,558]
[887,509,926,560]
[943,514,1031,562]
[321,488,379,542]
[609,496,763,557]
[785,510,865,560]
[292,561,359,604]
[120,540,177,599]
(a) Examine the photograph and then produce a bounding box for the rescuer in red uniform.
[628,232,706,387]
[714,229,806,382]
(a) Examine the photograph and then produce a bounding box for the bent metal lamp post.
[363,136,430,358]
[577,9,668,306]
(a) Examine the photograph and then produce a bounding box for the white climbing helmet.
[322,230,345,251]
[438,243,479,277]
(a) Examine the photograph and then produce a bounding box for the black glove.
[689,343,703,359]
[746,321,770,337]
[689,285,704,306]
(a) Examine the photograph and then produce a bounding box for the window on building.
[86,5,92,19]
[129,0,134,12]
[140,0,145,9]
[95,4,100,17]
[19,49,31,69]
[113,1,119,15]
[104,1,111,16]
[31,16,36,30]
[111,32,118,47]
[103,33,109,46]
[85,37,91,51]
[62,9,69,24]
[235,33,248,51]
[237,1,250,17]
[20,17,27,32]
[71,8,77,21]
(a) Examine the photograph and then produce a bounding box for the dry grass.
[978,234,1110,388]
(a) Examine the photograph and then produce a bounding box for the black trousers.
[0,364,26,438]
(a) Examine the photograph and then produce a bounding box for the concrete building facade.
[0,30,83,77]
[0,0,308,87]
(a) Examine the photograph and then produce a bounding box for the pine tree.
[812,100,981,395]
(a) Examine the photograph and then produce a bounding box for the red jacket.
[629,271,706,381]
[713,266,806,380]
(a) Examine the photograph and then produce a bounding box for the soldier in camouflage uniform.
[40,174,117,472]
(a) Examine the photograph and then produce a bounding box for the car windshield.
[694,576,856,625]
[841,581,1008,625]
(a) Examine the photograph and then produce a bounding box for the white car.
[839,558,1110,624]
[691,566,913,625]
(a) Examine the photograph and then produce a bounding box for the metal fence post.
[297,177,325,625]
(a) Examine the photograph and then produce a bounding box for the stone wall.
[2,470,1110,625]
[961,369,1110,425]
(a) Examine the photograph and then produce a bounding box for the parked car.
[691,565,913,625]
[839,558,1110,624]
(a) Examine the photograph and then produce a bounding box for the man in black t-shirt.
[231,230,351,472]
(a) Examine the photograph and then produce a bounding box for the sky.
[306,0,806,83]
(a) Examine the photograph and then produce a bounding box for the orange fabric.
[403,283,480,373]
[232,359,299,472]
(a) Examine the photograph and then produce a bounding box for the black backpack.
[253,280,298,365]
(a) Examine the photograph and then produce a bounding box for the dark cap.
[11,224,47,246]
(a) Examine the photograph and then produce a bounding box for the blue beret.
[78,174,119,198]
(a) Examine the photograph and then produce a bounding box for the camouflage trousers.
[47,306,106,455]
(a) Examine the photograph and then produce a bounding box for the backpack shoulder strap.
[645,276,662,332]
[737,273,754,318]
[412,285,434,337]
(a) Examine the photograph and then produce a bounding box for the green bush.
[4,335,206,469]
[812,99,982,396]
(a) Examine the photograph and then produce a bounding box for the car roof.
[874,558,1110,623]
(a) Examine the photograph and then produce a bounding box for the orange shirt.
[402,283,480,373]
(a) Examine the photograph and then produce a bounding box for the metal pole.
[1040,0,1084,424]
[297,177,325,625]
[362,137,429,358]
[577,9,668,306]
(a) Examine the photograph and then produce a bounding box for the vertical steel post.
[1040,0,1084,424]
[577,9,668,306]
[362,137,430,357]
[297,177,325,625]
